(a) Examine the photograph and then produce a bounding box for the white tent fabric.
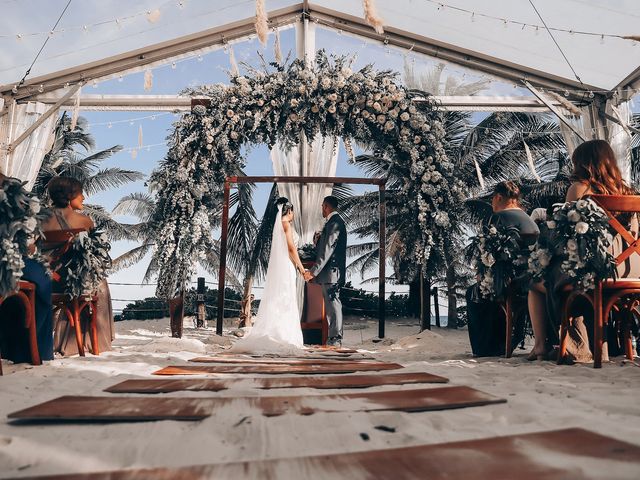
[0,102,57,189]
[0,0,639,91]
[270,135,339,244]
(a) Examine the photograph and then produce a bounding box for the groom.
[304,196,347,346]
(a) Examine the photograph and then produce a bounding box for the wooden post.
[378,183,386,339]
[433,287,441,328]
[216,180,231,336]
[196,277,205,328]
[420,274,431,331]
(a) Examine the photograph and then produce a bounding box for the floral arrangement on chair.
[297,243,317,262]
[0,177,46,297]
[59,230,112,297]
[467,224,525,300]
[528,198,616,291]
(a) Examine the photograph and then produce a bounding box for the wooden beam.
[7,84,81,152]
[378,183,386,339]
[523,80,586,142]
[227,175,385,185]
[216,180,231,336]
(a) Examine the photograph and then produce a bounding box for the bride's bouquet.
[298,243,317,262]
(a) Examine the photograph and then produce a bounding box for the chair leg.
[593,283,603,368]
[90,299,99,356]
[25,290,41,366]
[321,296,328,346]
[70,299,85,357]
[504,298,513,358]
[558,299,571,365]
[622,310,634,361]
[0,348,3,376]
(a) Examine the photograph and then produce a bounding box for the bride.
[230,197,306,353]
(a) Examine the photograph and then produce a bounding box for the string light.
[38,84,44,93]
[171,61,177,69]
[589,91,595,99]
[422,0,639,43]
[118,74,124,82]
[197,54,203,62]
[11,85,18,94]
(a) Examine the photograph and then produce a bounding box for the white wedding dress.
[229,206,304,354]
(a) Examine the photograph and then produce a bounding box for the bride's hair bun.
[276,197,294,216]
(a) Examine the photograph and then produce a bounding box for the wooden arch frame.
[217,175,387,339]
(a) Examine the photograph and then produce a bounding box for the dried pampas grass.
[255,0,269,47]
[363,0,385,35]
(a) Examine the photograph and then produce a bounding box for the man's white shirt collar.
[325,211,338,223]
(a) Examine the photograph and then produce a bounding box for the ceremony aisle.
[0,316,639,478]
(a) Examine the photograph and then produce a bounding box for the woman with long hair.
[41,176,114,355]
[528,139,637,360]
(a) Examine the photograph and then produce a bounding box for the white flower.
[567,238,578,251]
[226,109,234,118]
[328,105,336,114]
[567,210,581,222]
[290,98,299,107]
[328,93,338,102]
[575,222,589,234]
[24,217,37,233]
[28,198,40,214]
[384,121,395,131]
[311,105,319,113]
[400,112,410,121]
[546,220,556,229]
[298,85,306,94]
[377,114,386,124]
[320,77,331,89]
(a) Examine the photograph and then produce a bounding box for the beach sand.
[0,316,638,478]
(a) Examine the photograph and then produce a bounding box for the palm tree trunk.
[446,264,458,329]
[239,276,254,328]
[408,278,420,318]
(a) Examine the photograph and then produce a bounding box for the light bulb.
[38,84,44,93]
[171,62,177,69]
[151,115,156,120]
[589,91,595,99]
[535,26,539,36]
[600,35,605,44]
[118,75,124,82]
[471,12,475,22]
[129,121,134,126]
[197,55,203,62]
[107,123,112,129]
[564,90,570,97]
[16,34,22,40]
[11,85,18,94]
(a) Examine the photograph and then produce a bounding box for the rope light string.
[1,0,177,39]
[422,0,640,43]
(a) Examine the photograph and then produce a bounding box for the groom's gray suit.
[310,212,347,341]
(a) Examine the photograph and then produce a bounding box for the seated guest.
[41,176,114,355]
[467,181,539,357]
[528,139,639,361]
[0,172,53,363]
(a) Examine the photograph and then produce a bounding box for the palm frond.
[111,243,153,272]
[112,192,155,221]
[83,168,145,195]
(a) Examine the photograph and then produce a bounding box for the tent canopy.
[1,0,639,98]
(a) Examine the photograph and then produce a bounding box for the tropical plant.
[34,112,144,241]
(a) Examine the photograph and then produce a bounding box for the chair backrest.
[40,229,85,279]
[589,194,640,266]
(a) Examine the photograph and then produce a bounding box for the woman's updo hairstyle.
[492,180,521,201]
[48,176,83,208]
[275,197,294,216]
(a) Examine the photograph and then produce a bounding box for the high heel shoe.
[526,350,544,361]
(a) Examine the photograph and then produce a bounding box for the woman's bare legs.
[528,282,548,359]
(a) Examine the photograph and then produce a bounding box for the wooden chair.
[0,280,42,374]
[501,233,538,358]
[41,229,99,357]
[558,195,640,368]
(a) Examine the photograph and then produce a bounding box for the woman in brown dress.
[42,177,114,355]
[527,140,638,360]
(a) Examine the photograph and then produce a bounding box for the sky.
[3,1,639,313]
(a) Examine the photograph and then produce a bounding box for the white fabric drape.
[270,134,339,244]
[0,101,57,190]
[558,100,632,181]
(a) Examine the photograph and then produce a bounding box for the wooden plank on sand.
[7,396,211,423]
[9,386,503,423]
[16,428,635,480]
[188,356,376,364]
[153,361,402,375]
[105,372,449,393]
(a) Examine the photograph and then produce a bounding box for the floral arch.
[149,51,463,298]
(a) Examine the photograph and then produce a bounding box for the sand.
[0,316,638,478]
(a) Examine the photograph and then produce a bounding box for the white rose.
[24,217,37,233]
[575,222,589,234]
[567,210,581,222]
[328,105,336,114]
[28,199,40,214]
[567,239,578,251]
[400,112,410,121]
